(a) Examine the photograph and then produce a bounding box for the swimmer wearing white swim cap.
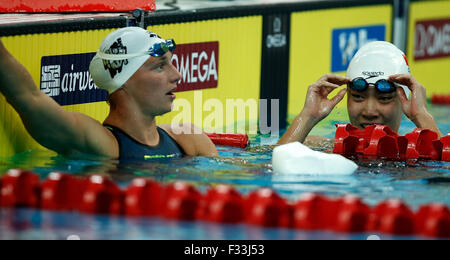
[0,27,218,159]
[279,41,443,146]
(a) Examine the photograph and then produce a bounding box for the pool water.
[0,105,449,240]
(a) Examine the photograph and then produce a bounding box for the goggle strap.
[95,51,149,60]
[96,39,175,61]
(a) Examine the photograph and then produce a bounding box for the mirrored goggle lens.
[375,80,395,93]
[351,78,368,91]
[165,39,176,52]
[150,39,176,57]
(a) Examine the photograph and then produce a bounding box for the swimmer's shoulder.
[159,123,218,157]
[55,112,119,158]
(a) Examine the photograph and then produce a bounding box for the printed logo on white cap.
[102,38,128,79]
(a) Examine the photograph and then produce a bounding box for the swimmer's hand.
[390,74,443,137]
[278,74,348,145]
[301,74,349,123]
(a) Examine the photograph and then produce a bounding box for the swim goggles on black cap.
[348,77,396,93]
[96,39,177,60]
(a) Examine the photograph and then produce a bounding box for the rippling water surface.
[0,105,449,239]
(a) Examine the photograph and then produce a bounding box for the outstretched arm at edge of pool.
[0,39,117,157]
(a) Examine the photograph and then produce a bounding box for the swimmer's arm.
[278,113,334,147]
[278,74,348,145]
[161,124,219,157]
[411,112,443,138]
[0,40,39,110]
[277,112,317,144]
[192,131,219,157]
[0,39,116,157]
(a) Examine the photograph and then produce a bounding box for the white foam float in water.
[272,142,358,175]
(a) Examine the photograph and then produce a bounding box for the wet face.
[347,85,403,131]
[123,52,181,116]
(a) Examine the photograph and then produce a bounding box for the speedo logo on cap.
[362,71,384,78]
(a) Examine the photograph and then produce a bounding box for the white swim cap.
[89,27,176,94]
[346,41,411,97]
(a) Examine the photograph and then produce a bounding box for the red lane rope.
[206,133,249,148]
[1,169,449,238]
[431,94,450,106]
[333,123,450,162]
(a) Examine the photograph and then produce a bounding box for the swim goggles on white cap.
[349,77,396,93]
[95,39,176,61]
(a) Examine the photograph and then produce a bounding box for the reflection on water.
[2,207,399,240]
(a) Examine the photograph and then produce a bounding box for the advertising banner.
[331,25,386,73]
[151,17,262,133]
[172,42,219,92]
[414,18,450,61]
[408,0,450,97]
[40,53,107,106]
